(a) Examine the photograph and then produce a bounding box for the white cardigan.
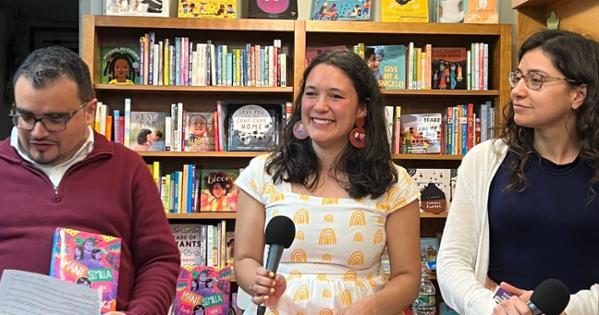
[437,140,599,315]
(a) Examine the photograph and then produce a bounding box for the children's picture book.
[104,0,171,17]
[419,237,440,272]
[174,265,232,315]
[129,111,167,151]
[400,113,442,154]
[305,45,348,67]
[184,112,215,152]
[226,103,283,151]
[50,227,122,313]
[464,0,498,24]
[437,0,465,23]
[431,47,467,90]
[310,0,371,21]
[170,224,207,266]
[407,168,451,213]
[365,45,406,89]
[178,0,237,18]
[381,0,429,22]
[200,169,239,212]
[101,40,141,84]
[248,0,298,19]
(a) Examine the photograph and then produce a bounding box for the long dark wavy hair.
[266,50,397,199]
[500,29,599,200]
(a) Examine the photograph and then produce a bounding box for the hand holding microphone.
[254,216,296,315]
[493,279,570,315]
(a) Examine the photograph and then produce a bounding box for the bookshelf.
[512,0,599,44]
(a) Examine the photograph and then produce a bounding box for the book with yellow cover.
[464,0,498,24]
[381,0,429,23]
[177,0,237,18]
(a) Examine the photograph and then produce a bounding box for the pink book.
[50,227,121,313]
[174,265,232,315]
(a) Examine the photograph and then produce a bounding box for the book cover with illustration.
[248,0,298,19]
[50,227,121,313]
[184,112,215,152]
[436,0,465,23]
[177,0,237,18]
[366,45,406,89]
[129,111,167,151]
[174,265,232,315]
[104,0,171,17]
[419,237,440,272]
[101,40,141,84]
[381,0,429,22]
[305,45,348,67]
[200,169,239,212]
[407,168,451,213]
[431,47,467,90]
[310,0,371,21]
[400,113,442,154]
[226,103,283,151]
[170,224,207,266]
[464,0,498,24]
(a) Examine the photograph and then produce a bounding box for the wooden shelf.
[306,20,505,35]
[393,154,462,161]
[139,151,266,158]
[95,84,293,94]
[420,210,448,218]
[166,212,236,220]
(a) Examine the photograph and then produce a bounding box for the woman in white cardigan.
[437,29,599,315]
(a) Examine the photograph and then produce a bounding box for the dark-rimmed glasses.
[508,70,578,90]
[10,102,90,132]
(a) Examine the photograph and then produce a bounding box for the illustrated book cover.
[431,47,467,90]
[381,0,429,22]
[49,227,121,313]
[170,224,207,266]
[200,169,239,212]
[365,45,406,89]
[225,103,283,151]
[101,40,141,84]
[177,0,237,18]
[129,111,167,151]
[184,112,215,152]
[310,0,371,21]
[437,0,465,23]
[464,0,498,24]
[420,237,440,272]
[104,0,171,17]
[400,113,442,154]
[407,168,452,213]
[248,0,298,19]
[173,265,232,315]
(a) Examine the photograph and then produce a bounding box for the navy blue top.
[487,151,599,292]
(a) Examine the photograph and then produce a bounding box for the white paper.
[0,269,101,315]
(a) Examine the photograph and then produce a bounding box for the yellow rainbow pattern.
[323,214,334,223]
[317,273,328,281]
[249,179,258,191]
[291,249,308,263]
[321,198,339,206]
[270,192,285,202]
[288,270,302,281]
[319,309,334,315]
[353,232,363,242]
[266,309,279,315]
[293,209,310,224]
[376,216,385,224]
[321,254,331,263]
[296,231,305,240]
[376,200,391,212]
[299,194,310,201]
[367,273,377,288]
[349,210,366,227]
[341,289,353,305]
[347,251,365,266]
[262,183,276,196]
[373,229,384,244]
[318,228,336,245]
[322,288,332,298]
[343,270,358,282]
[293,285,310,301]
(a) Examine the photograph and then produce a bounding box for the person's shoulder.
[463,139,507,161]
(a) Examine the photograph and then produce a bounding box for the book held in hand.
[50,227,121,313]
[174,265,232,315]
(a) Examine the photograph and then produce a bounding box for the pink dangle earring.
[293,121,309,140]
[349,117,366,149]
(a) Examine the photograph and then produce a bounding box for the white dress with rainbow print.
[236,155,419,315]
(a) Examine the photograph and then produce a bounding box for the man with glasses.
[0,46,180,314]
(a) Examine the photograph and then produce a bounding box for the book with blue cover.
[310,0,371,21]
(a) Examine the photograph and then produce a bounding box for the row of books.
[93,99,287,153]
[148,163,240,214]
[351,42,489,91]
[103,34,287,88]
[169,223,233,268]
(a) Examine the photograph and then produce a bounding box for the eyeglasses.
[10,102,90,132]
[508,70,578,90]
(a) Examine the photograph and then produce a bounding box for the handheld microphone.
[257,216,296,315]
[527,278,570,315]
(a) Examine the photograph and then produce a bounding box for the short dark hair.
[13,46,94,102]
[267,50,397,199]
[137,129,152,144]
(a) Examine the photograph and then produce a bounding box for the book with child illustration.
[173,265,232,315]
[310,0,371,21]
[199,169,239,212]
[178,0,237,18]
[49,227,122,313]
[129,111,167,151]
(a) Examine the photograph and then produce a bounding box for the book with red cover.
[49,227,121,313]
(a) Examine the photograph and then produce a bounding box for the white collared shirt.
[10,126,95,188]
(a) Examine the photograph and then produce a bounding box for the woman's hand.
[492,282,533,315]
[250,267,286,308]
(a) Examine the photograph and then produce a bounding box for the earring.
[349,117,366,149]
[293,121,308,140]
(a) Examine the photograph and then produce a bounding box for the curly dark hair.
[266,50,397,199]
[500,29,599,202]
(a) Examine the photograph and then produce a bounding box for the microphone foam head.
[265,216,296,248]
[530,278,570,315]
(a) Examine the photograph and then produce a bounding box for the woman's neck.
[533,125,579,165]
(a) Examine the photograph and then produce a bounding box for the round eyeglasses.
[10,102,90,132]
[508,71,578,91]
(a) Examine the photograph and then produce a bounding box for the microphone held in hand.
[257,216,296,315]
[527,278,570,315]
